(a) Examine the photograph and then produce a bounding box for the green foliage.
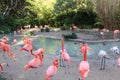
[0,0,99,33]
[54,0,77,14]
[114,1,120,29]
[53,0,97,29]
[40,28,50,32]
[0,15,25,33]
[94,22,103,29]
[62,32,78,39]
[25,0,56,25]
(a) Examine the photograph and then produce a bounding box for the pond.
[1,32,120,61]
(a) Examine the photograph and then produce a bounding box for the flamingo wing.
[79,61,90,78]
[62,51,70,63]
[46,65,57,77]
[118,57,120,66]
[28,58,42,68]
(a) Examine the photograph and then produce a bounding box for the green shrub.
[45,28,50,32]
[62,32,77,39]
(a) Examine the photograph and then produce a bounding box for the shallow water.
[1,33,120,60]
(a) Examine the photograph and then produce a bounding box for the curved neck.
[84,45,87,61]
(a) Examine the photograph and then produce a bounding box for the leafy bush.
[41,28,50,32]
[45,27,50,32]
[62,32,78,39]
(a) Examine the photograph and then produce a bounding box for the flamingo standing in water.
[24,48,44,71]
[98,50,109,70]
[79,43,90,80]
[46,58,58,80]
[114,29,120,40]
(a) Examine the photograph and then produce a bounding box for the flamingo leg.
[60,58,65,67]
[114,51,118,59]
[114,54,117,59]
[59,55,62,67]
[2,51,9,67]
[103,57,105,70]
[35,71,38,80]
[24,65,32,71]
[100,57,103,70]
[80,70,85,80]
[67,63,70,74]
[8,52,16,61]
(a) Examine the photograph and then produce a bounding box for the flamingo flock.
[0,32,120,80]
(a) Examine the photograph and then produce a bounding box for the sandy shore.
[0,30,120,80]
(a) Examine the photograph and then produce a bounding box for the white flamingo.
[98,50,109,70]
[110,46,120,59]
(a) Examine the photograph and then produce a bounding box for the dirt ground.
[0,29,120,80]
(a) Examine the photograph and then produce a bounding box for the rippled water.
[1,33,120,60]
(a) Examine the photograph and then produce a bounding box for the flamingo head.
[35,48,44,60]
[22,37,28,44]
[38,48,44,54]
[53,58,58,68]
[3,36,9,42]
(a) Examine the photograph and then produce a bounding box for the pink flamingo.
[80,43,91,61]
[3,36,9,42]
[1,36,9,44]
[79,43,90,80]
[13,35,17,44]
[100,28,107,40]
[46,58,58,80]
[61,38,70,64]
[22,37,34,44]
[60,38,71,74]
[24,49,44,71]
[79,61,90,80]
[114,29,120,40]
[33,48,44,58]
[117,56,120,67]
[0,41,16,61]
[20,43,34,56]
